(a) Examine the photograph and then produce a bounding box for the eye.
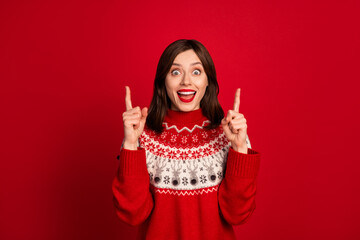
[171,69,181,76]
[193,69,201,75]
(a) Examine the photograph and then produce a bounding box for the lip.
[177,89,196,93]
[177,89,196,103]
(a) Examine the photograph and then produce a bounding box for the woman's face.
[165,49,208,112]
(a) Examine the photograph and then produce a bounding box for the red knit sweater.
[112,109,261,240]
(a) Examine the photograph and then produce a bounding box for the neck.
[164,108,207,127]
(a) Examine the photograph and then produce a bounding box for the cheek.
[200,77,209,90]
[165,80,175,99]
[166,76,181,90]
[165,86,172,99]
[197,79,208,97]
[164,78,171,91]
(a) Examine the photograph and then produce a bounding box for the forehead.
[173,49,201,65]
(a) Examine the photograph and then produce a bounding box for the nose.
[181,71,191,85]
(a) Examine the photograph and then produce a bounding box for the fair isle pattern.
[145,146,229,191]
[144,120,221,150]
[162,120,211,133]
[154,185,219,196]
[139,126,229,160]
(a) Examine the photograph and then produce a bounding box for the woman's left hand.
[221,88,248,154]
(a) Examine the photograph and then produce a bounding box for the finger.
[230,123,247,131]
[125,86,133,111]
[123,106,141,116]
[233,88,240,112]
[225,110,244,121]
[123,114,141,121]
[231,129,239,134]
[124,119,141,128]
[229,118,246,125]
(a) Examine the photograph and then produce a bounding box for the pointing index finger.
[233,88,241,112]
[125,86,133,110]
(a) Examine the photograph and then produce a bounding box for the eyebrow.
[172,62,203,66]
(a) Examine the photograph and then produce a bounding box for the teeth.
[177,91,196,95]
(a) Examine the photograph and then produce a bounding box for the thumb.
[221,117,231,134]
[221,117,229,126]
[140,107,148,123]
[221,117,226,126]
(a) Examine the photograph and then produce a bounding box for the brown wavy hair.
[146,39,224,133]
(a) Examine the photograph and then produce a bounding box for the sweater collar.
[164,108,207,126]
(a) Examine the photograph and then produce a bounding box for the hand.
[221,88,248,154]
[122,86,148,150]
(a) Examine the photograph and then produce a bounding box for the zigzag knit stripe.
[154,185,219,196]
[162,120,211,133]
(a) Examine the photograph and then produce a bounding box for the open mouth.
[177,89,196,103]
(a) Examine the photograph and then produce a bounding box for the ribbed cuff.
[225,147,261,177]
[118,148,148,176]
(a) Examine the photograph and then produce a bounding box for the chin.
[173,105,199,112]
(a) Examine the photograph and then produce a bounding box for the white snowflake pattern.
[164,176,170,184]
[181,136,187,144]
[161,132,167,139]
[182,177,188,185]
[201,132,208,138]
[200,175,207,184]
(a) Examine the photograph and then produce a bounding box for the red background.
[1,0,359,239]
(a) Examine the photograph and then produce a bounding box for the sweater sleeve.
[112,147,154,226]
[218,147,261,225]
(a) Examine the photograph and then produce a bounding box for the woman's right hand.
[122,86,148,150]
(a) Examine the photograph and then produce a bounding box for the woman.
[112,39,261,240]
